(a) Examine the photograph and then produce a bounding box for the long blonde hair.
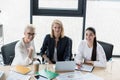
[50,19,64,38]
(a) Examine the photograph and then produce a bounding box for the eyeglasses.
[27,33,35,36]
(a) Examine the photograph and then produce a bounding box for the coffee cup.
[33,61,39,74]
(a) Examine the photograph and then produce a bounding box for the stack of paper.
[7,71,31,80]
[57,72,103,80]
[56,71,83,80]
[79,73,104,80]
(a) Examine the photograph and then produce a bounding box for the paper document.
[56,71,83,80]
[76,64,94,72]
[0,71,4,80]
[0,71,4,77]
[79,73,104,80]
[7,71,31,80]
[57,72,103,80]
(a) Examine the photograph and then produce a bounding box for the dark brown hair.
[86,27,97,61]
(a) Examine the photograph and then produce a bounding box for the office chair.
[98,41,114,61]
[1,41,18,65]
[69,38,73,60]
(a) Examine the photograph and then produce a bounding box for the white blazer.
[75,40,107,67]
[11,38,36,65]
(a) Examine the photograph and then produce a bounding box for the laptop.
[55,61,76,72]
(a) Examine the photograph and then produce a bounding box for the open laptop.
[55,61,76,72]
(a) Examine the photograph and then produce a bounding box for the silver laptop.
[55,61,76,72]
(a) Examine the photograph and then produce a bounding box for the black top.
[40,34,72,63]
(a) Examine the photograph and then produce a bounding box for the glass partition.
[39,0,78,10]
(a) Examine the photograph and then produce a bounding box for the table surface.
[0,61,120,80]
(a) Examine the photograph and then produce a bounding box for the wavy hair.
[50,19,64,38]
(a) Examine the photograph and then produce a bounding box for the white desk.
[0,61,120,80]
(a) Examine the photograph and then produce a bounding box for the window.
[31,0,85,17]
[86,0,120,56]
[38,0,78,10]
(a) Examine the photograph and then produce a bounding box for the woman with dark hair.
[75,27,106,68]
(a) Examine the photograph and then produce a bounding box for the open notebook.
[76,64,94,72]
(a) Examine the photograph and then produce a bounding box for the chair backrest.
[1,41,18,65]
[68,38,73,60]
[98,41,114,61]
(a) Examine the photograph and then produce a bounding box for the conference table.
[0,61,120,80]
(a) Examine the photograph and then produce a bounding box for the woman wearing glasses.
[40,19,72,64]
[75,27,107,68]
[12,24,37,65]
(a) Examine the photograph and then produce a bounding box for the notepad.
[76,64,94,72]
[13,65,31,75]
[39,69,59,79]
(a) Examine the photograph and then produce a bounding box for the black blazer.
[40,34,72,63]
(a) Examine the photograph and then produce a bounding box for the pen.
[39,74,48,79]
[35,75,48,79]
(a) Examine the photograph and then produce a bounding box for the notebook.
[38,69,59,79]
[76,64,94,72]
[13,65,31,75]
[55,61,76,72]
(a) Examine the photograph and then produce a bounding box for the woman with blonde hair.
[40,19,72,64]
[12,24,37,65]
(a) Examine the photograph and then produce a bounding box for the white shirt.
[11,39,36,65]
[75,40,107,67]
[53,47,57,62]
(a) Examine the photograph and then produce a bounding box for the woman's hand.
[84,60,94,65]
[76,63,82,69]
[27,46,34,59]
[42,54,53,64]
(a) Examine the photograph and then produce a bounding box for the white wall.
[86,1,120,55]
[0,0,30,44]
